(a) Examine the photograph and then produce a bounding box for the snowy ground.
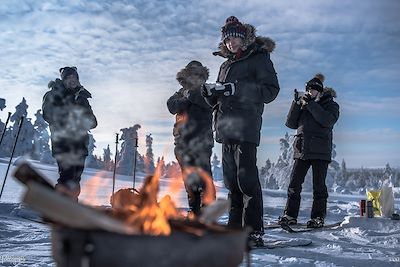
[0,159,400,267]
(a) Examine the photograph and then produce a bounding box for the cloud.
[1,0,399,168]
[335,128,400,143]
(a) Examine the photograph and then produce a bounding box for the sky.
[0,0,399,168]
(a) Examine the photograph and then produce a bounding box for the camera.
[294,89,306,101]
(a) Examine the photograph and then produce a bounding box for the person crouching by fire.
[167,61,216,216]
[278,73,339,228]
[42,67,97,200]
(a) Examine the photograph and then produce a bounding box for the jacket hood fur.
[176,63,209,87]
[48,78,64,92]
[213,23,276,58]
[48,78,92,98]
[323,87,337,98]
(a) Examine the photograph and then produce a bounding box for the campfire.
[13,162,249,267]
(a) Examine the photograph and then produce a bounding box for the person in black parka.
[279,73,340,228]
[167,61,216,215]
[43,67,97,199]
[202,16,280,247]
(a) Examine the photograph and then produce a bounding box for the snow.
[1,160,400,266]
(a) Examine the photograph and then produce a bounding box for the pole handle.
[115,133,119,144]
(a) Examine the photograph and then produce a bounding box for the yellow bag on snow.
[367,190,381,217]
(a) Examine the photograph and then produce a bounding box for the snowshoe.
[278,215,297,225]
[307,217,324,228]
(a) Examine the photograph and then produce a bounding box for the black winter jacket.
[286,88,339,161]
[205,39,280,146]
[42,79,97,157]
[167,86,213,152]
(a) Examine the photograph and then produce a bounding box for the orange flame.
[123,158,183,235]
[110,158,217,236]
[162,161,186,209]
[80,171,109,206]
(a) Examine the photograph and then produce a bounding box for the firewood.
[13,162,139,235]
[23,181,139,235]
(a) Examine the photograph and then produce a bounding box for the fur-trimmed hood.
[176,61,209,87]
[213,23,276,58]
[323,87,337,98]
[48,78,64,92]
[48,78,92,99]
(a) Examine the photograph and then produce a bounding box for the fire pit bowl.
[51,226,249,267]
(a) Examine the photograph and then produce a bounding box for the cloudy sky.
[1,0,399,168]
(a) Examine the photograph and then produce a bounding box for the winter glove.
[201,82,236,97]
[294,89,304,102]
[300,93,313,107]
[182,88,191,99]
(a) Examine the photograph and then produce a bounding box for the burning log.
[13,163,139,235]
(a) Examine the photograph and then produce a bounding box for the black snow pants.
[174,146,212,214]
[284,158,329,219]
[56,156,86,188]
[222,141,264,234]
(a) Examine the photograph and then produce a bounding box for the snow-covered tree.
[117,124,141,175]
[84,134,101,168]
[268,132,296,190]
[261,159,275,189]
[101,144,112,170]
[165,160,181,179]
[341,159,347,180]
[260,159,272,177]
[156,156,166,176]
[9,98,34,156]
[103,145,111,163]
[211,153,223,181]
[326,144,340,191]
[260,159,278,189]
[32,109,53,163]
[144,133,155,174]
[280,132,290,164]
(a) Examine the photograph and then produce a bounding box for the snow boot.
[278,214,297,225]
[248,231,264,248]
[307,217,324,228]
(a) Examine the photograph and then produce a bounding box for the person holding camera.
[43,66,97,200]
[167,61,215,216]
[279,73,339,228]
[202,16,280,247]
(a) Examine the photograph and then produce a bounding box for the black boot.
[248,231,264,248]
[278,214,297,225]
[307,217,324,228]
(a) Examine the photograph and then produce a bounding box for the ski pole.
[0,116,24,199]
[111,133,119,206]
[0,112,11,147]
[132,137,138,192]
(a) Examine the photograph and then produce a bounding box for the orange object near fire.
[111,159,193,236]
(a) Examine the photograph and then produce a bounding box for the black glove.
[201,82,236,97]
[294,89,306,102]
[300,93,313,107]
